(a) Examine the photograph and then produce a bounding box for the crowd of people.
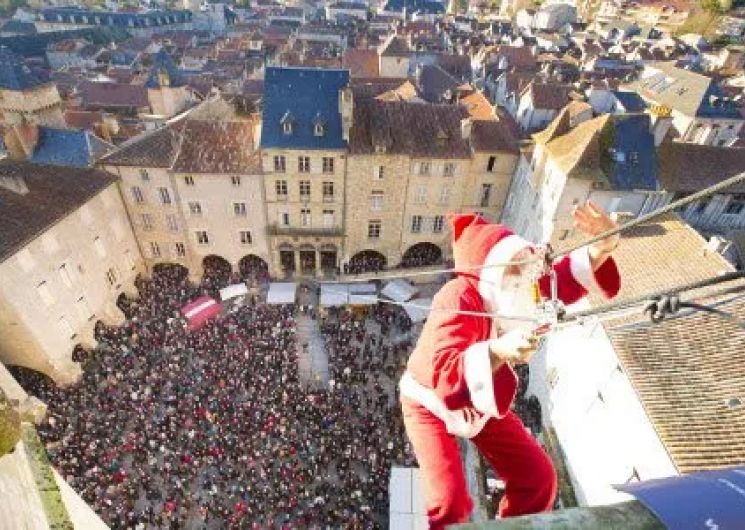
[399,245,443,269]
[344,253,386,276]
[10,263,418,529]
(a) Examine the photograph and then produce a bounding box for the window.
[368,220,381,239]
[411,215,423,233]
[149,241,161,258]
[280,212,290,226]
[158,187,171,205]
[433,215,444,233]
[322,181,334,201]
[322,157,335,174]
[240,231,252,244]
[131,186,144,204]
[438,186,451,205]
[75,296,93,322]
[188,201,202,215]
[419,162,431,175]
[175,242,186,257]
[725,195,745,215]
[36,281,54,307]
[323,209,335,227]
[370,191,384,211]
[94,237,106,258]
[234,202,247,216]
[487,156,496,172]
[141,213,154,231]
[196,231,209,245]
[140,168,150,181]
[184,175,195,186]
[274,155,286,173]
[283,122,293,135]
[276,180,288,199]
[300,208,311,227]
[298,156,310,173]
[443,163,456,177]
[105,267,117,287]
[480,183,492,207]
[166,214,179,232]
[314,123,325,136]
[231,175,241,187]
[59,264,73,288]
[374,165,384,180]
[415,186,427,204]
[299,180,311,198]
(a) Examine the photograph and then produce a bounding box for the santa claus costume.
[400,213,621,529]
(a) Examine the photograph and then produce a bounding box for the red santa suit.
[400,214,620,529]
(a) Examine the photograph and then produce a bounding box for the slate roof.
[0,20,37,35]
[608,114,658,191]
[349,99,471,158]
[261,67,349,150]
[378,34,412,57]
[470,119,519,154]
[611,90,647,112]
[657,143,745,195]
[0,161,118,262]
[417,63,460,103]
[0,45,43,90]
[29,127,113,168]
[100,120,187,167]
[145,49,186,89]
[172,120,260,174]
[383,0,445,13]
[79,80,149,109]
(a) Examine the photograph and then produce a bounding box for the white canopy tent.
[319,284,349,307]
[219,283,248,301]
[403,298,432,324]
[348,283,377,306]
[389,467,427,530]
[266,282,297,305]
[381,279,418,303]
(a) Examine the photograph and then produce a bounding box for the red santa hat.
[448,213,536,310]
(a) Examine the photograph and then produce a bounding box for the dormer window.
[280,111,294,135]
[314,123,325,137]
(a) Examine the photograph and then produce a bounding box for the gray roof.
[0,161,118,262]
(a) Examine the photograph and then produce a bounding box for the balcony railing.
[267,223,343,237]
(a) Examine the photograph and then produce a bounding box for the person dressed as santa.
[400,202,621,529]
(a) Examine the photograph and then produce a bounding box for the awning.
[403,297,432,324]
[320,284,348,307]
[348,283,377,305]
[219,283,248,301]
[267,282,297,305]
[181,296,220,331]
[381,279,418,303]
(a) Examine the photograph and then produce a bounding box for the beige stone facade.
[0,83,65,128]
[261,148,346,277]
[0,184,143,384]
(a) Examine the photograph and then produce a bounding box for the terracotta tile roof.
[470,119,519,154]
[79,80,149,109]
[460,91,493,119]
[342,48,380,78]
[64,110,104,131]
[375,80,420,102]
[544,114,610,178]
[171,120,260,174]
[0,161,118,262]
[349,99,471,158]
[658,142,745,195]
[100,120,187,167]
[524,81,573,110]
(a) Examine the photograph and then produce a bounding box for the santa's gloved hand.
[488,328,539,369]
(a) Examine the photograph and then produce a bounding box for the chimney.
[648,105,672,147]
[338,85,354,142]
[461,117,473,140]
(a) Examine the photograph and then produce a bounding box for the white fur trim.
[399,372,490,438]
[569,247,602,297]
[464,341,501,418]
[478,234,533,311]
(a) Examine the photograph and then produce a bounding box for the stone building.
[100,106,266,281]
[345,99,520,270]
[260,67,352,278]
[0,162,143,384]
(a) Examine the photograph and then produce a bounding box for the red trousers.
[402,398,557,529]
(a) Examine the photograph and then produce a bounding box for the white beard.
[496,275,537,334]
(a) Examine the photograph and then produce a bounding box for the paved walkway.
[296,315,329,390]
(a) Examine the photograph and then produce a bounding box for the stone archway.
[239,254,269,282]
[348,250,386,274]
[298,244,316,275]
[401,242,442,268]
[319,244,338,275]
[202,255,232,287]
